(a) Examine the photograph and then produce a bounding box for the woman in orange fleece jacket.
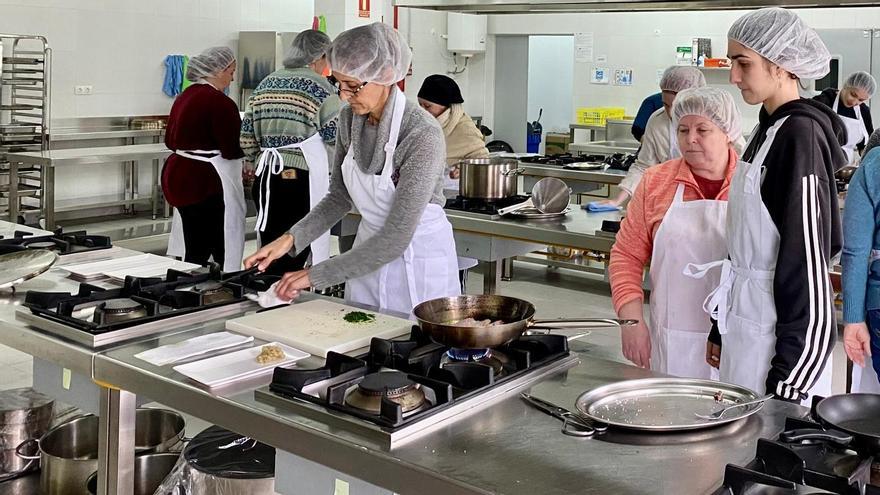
[609,87,742,379]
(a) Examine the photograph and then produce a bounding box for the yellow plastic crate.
[576,107,626,126]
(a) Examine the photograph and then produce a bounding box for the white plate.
[173,342,309,387]
[62,253,199,281]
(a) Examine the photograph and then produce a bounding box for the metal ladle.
[497,177,571,216]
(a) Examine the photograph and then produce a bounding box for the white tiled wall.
[0,0,314,118]
[486,7,880,136]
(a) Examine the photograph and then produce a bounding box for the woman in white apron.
[239,30,340,275]
[841,131,880,392]
[163,47,245,272]
[609,87,742,379]
[688,8,847,404]
[244,23,460,316]
[813,71,875,165]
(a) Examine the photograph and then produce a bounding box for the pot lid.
[184,425,275,479]
[0,249,57,289]
[0,387,54,414]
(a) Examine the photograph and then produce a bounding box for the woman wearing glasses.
[245,23,461,315]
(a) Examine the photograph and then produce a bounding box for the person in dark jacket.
[813,71,876,165]
[688,7,847,404]
[631,92,663,142]
[163,47,246,271]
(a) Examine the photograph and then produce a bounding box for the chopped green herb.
[343,311,376,324]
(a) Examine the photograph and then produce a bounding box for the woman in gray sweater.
[245,23,461,315]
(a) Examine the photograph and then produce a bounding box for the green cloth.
[180,56,192,91]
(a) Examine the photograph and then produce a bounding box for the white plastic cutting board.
[225,299,413,357]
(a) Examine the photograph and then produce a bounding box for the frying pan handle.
[529,318,639,330]
[779,428,853,446]
[502,168,525,177]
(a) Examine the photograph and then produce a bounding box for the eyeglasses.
[328,75,368,96]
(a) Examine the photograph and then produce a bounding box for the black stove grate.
[444,195,531,216]
[268,326,570,430]
[23,268,279,334]
[0,229,112,255]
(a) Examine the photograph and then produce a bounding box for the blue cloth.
[584,201,621,212]
[631,93,663,141]
[162,55,185,97]
[841,147,880,325]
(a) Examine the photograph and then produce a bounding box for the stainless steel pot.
[188,468,278,495]
[17,409,186,495]
[86,452,181,495]
[458,158,522,199]
[0,388,54,480]
[183,425,278,495]
[17,414,99,495]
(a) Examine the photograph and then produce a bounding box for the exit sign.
[358,0,370,18]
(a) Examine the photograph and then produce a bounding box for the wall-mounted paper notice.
[575,32,594,63]
[614,68,634,86]
[591,67,610,84]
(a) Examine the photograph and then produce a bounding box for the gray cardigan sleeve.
[305,104,447,290]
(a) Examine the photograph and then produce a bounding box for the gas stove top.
[255,326,577,448]
[0,229,111,255]
[16,268,277,347]
[519,153,606,166]
[444,195,531,219]
[713,398,880,495]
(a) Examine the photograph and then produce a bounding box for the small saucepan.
[412,295,636,349]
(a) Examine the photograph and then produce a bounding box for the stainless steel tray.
[508,207,570,219]
[575,378,764,431]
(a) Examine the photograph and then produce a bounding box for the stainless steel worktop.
[0,263,806,495]
[6,143,170,166]
[446,207,621,252]
[518,162,626,186]
[51,128,164,142]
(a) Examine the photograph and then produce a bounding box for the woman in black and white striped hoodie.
[689,7,847,403]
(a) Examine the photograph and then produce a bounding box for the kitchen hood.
[393,0,880,13]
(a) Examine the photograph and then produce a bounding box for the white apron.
[833,95,869,166]
[651,183,725,379]
[166,150,246,272]
[667,117,681,160]
[687,116,833,404]
[341,88,460,316]
[254,132,331,264]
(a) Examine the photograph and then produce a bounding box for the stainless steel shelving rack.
[0,34,50,224]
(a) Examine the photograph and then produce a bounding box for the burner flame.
[446,348,491,361]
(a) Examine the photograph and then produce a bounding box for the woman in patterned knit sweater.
[240,30,341,275]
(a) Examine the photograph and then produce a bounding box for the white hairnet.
[327,23,412,85]
[659,66,706,93]
[672,87,743,144]
[186,46,235,82]
[283,30,332,69]
[844,71,877,97]
[728,7,830,80]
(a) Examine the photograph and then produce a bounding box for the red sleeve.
[213,97,244,160]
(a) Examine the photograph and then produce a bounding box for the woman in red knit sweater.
[163,46,246,271]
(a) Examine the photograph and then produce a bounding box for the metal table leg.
[501,258,514,281]
[97,387,135,495]
[8,161,18,223]
[481,261,502,295]
[44,165,55,229]
[152,158,159,220]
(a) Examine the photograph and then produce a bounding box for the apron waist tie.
[255,147,285,233]
[684,260,774,335]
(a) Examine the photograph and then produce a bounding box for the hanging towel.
[318,15,327,33]
[312,16,319,30]
[180,56,192,92]
[162,55,179,97]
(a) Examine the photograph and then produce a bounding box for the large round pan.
[412,295,636,349]
[812,393,880,455]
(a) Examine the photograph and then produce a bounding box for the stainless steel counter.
[0,262,807,495]
[5,143,171,227]
[518,163,625,186]
[91,309,805,494]
[51,128,164,142]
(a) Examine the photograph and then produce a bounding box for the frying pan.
[412,295,636,349]
[811,393,880,455]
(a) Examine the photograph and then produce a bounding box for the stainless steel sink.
[570,140,640,155]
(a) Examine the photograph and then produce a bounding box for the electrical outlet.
[74,85,93,95]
